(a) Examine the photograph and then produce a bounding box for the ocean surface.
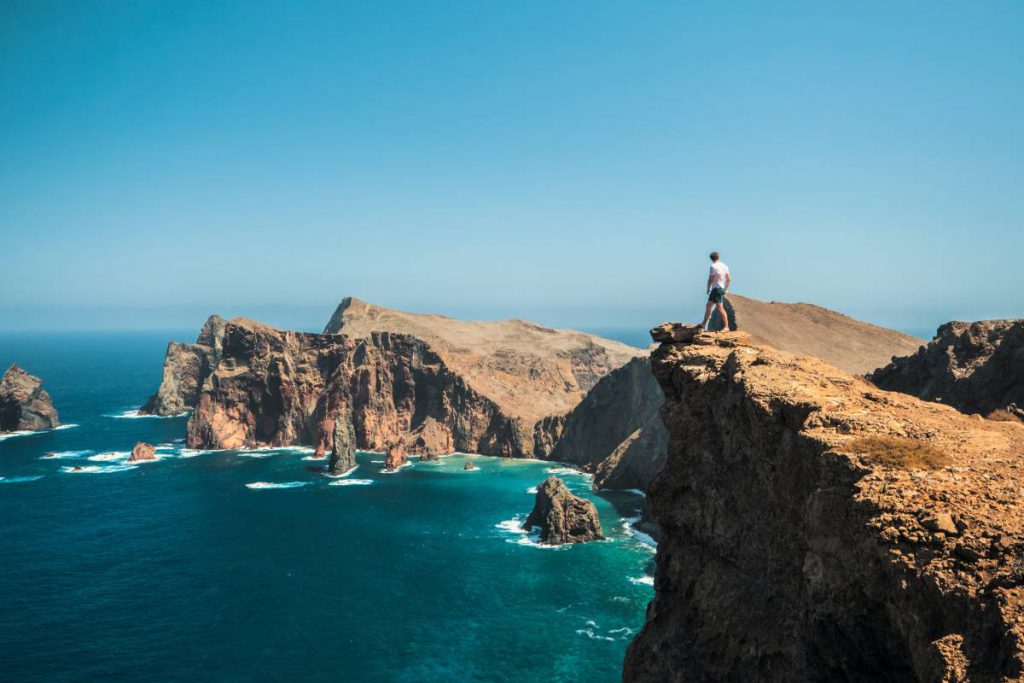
[0,332,655,682]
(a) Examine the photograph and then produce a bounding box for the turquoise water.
[0,333,654,682]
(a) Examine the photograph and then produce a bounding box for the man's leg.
[700,301,715,328]
[715,302,731,331]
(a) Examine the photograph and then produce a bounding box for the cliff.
[0,364,60,432]
[323,296,642,425]
[185,317,567,457]
[870,320,1024,417]
[141,315,226,415]
[551,357,667,490]
[624,328,1024,682]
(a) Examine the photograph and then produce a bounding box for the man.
[700,251,732,331]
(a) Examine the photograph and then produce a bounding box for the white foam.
[328,478,373,486]
[608,627,634,636]
[42,450,93,460]
[0,430,34,441]
[61,464,137,474]
[575,628,615,642]
[628,576,654,586]
[494,516,564,550]
[53,424,78,431]
[106,410,189,419]
[624,488,646,497]
[0,475,43,483]
[302,454,328,461]
[0,424,75,440]
[495,517,529,535]
[236,451,274,458]
[380,462,412,474]
[544,466,593,480]
[526,486,538,494]
[324,465,358,479]
[621,516,658,549]
[245,481,310,490]
[88,451,131,462]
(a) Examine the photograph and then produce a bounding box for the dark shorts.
[708,287,726,304]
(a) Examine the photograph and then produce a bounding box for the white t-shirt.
[709,261,730,290]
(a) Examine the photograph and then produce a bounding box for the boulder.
[523,476,604,544]
[0,364,59,432]
[128,442,157,462]
[463,455,477,470]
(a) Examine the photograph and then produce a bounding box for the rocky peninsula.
[0,364,60,433]
[623,325,1024,681]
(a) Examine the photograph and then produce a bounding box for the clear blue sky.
[2,1,1021,334]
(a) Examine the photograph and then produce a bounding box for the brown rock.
[327,405,357,476]
[141,315,226,415]
[871,319,1024,416]
[523,476,604,544]
[384,441,408,471]
[128,442,157,462]
[0,364,59,432]
[463,455,477,470]
[624,333,1024,681]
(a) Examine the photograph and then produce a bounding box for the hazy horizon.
[3,2,1021,333]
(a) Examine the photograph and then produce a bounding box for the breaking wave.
[0,475,44,484]
[328,479,373,486]
[245,481,310,490]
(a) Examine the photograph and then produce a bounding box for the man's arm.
[706,273,715,294]
[725,272,732,293]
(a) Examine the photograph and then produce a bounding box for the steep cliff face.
[0,364,60,432]
[551,356,667,490]
[185,318,560,457]
[323,296,642,426]
[141,315,226,415]
[871,320,1024,416]
[624,330,1024,682]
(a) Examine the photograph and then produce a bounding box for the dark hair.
[709,251,720,261]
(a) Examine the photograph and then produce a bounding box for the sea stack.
[128,442,157,462]
[523,476,604,544]
[463,455,476,470]
[327,407,357,476]
[0,365,60,433]
[384,441,408,471]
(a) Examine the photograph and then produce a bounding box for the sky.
[1,1,1021,335]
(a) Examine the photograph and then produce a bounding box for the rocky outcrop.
[523,476,604,544]
[463,455,476,470]
[326,405,357,475]
[870,319,1024,416]
[0,364,59,432]
[624,327,1024,681]
[185,318,570,458]
[128,442,157,462]
[323,296,641,436]
[384,441,408,470]
[141,315,226,415]
[551,356,667,491]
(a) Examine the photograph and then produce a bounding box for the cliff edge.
[624,324,1024,682]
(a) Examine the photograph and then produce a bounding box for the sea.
[0,332,655,683]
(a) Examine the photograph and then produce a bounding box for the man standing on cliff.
[700,251,732,331]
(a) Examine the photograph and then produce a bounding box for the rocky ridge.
[871,319,1024,417]
[523,476,604,544]
[141,315,226,416]
[624,325,1024,682]
[0,364,60,432]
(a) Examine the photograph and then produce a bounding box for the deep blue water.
[0,333,654,682]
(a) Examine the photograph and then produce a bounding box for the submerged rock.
[0,364,59,432]
[128,442,157,462]
[523,476,604,545]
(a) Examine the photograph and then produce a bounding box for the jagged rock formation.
[323,296,641,434]
[326,405,356,475]
[463,455,476,470]
[523,476,604,544]
[551,357,667,490]
[128,442,157,462]
[708,294,923,374]
[624,327,1024,681]
[871,319,1024,416]
[185,318,573,458]
[384,441,408,470]
[141,315,226,415]
[0,364,59,432]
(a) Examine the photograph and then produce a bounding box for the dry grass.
[848,435,951,470]
[987,409,1024,424]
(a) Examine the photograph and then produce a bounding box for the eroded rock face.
[384,441,408,470]
[128,442,157,462]
[185,318,562,459]
[327,405,356,475]
[552,357,667,491]
[141,315,226,416]
[623,329,1024,681]
[523,476,604,544]
[0,365,59,432]
[870,319,1024,416]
